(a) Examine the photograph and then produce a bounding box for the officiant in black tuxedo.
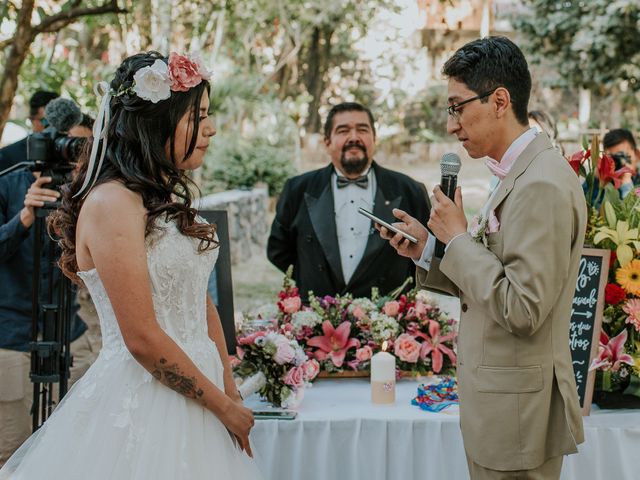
[267,102,430,300]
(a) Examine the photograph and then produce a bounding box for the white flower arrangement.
[370,312,400,344]
[291,310,323,333]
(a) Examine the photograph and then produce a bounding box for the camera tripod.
[29,197,74,431]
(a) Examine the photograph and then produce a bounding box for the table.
[246,378,640,480]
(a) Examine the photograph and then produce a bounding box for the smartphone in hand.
[357,207,418,244]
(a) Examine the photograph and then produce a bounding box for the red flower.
[568,149,589,176]
[604,283,626,305]
[610,251,618,269]
[597,154,633,189]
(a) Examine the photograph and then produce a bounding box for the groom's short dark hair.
[442,36,531,126]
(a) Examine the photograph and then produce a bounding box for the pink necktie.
[486,158,508,180]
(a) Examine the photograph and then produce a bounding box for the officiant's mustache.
[342,142,366,154]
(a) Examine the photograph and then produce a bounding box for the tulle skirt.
[0,343,261,480]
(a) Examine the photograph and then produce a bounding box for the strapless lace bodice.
[0,218,262,480]
[77,218,218,360]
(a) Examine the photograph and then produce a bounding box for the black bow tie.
[336,175,369,189]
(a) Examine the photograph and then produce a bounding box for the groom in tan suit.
[378,37,586,479]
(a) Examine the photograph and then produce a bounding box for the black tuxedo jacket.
[267,162,430,300]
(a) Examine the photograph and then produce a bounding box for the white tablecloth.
[246,378,640,480]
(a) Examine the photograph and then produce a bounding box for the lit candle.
[371,341,396,404]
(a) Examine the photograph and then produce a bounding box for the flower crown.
[113,52,213,103]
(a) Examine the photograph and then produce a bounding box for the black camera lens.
[610,152,631,170]
[54,136,86,162]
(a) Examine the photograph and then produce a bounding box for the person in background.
[267,102,431,301]
[0,91,59,172]
[528,110,563,155]
[603,128,640,190]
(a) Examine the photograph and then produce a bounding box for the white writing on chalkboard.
[573,288,597,309]
[576,258,600,292]
[570,321,592,351]
[570,255,605,408]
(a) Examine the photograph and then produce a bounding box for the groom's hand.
[427,186,467,244]
[376,208,428,261]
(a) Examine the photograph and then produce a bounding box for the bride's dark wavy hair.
[49,51,217,282]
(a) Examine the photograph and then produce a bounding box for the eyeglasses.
[446,88,498,120]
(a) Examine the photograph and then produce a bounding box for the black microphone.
[44,98,82,133]
[434,152,461,259]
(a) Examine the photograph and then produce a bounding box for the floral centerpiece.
[233,330,320,408]
[235,269,457,393]
[568,136,640,407]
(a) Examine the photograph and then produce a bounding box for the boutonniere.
[469,211,500,247]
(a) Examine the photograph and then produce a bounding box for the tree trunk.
[0,0,35,139]
[136,0,154,51]
[303,26,333,134]
[152,0,172,53]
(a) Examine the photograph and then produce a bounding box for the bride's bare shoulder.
[79,181,146,219]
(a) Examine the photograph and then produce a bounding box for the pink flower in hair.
[168,52,203,92]
[190,52,213,80]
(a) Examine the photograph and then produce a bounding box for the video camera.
[26,98,86,185]
[610,151,632,170]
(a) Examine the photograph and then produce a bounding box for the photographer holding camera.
[603,128,640,191]
[0,99,97,467]
[0,91,59,172]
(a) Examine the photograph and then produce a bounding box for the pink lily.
[589,330,634,372]
[418,320,457,373]
[307,321,360,368]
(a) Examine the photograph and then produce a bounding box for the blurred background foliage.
[1,0,639,195]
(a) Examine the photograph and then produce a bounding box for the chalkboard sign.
[570,247,609,416]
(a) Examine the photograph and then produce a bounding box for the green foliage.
[202,73,299,196]
[402,85,448,142]
[515,1,640,92]
[203,132,297,196]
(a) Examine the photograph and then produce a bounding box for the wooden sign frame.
[573,247,609,416]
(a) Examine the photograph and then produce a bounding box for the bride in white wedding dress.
[0,51,261,480]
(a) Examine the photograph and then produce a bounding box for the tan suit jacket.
[418,134,586,471]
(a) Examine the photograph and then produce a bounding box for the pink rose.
[236,346,245,360]
[168,52,202,91]
[394,333,420,363]
[273,338,296,365]
[282,296,302,314]
[352,306,366,320]
[301,359,320,381]
[238,330,266,345]
[229,356,241,368]
[283,366,306,388]
[383,301,400,317]
[355,345,373,362]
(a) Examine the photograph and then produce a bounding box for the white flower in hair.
[132,59,171,103]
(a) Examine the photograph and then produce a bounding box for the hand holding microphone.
[429,153,467,258]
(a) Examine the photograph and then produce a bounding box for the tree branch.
[34,1,126,35]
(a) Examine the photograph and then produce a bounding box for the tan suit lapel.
[486,134,554,214]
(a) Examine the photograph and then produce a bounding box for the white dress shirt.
[333,168,376,283]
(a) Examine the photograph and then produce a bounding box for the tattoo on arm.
[151,358,205,404]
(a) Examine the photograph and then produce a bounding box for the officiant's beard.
[340,145,369,175]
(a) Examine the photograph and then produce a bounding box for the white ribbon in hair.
[73,81,112,198]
